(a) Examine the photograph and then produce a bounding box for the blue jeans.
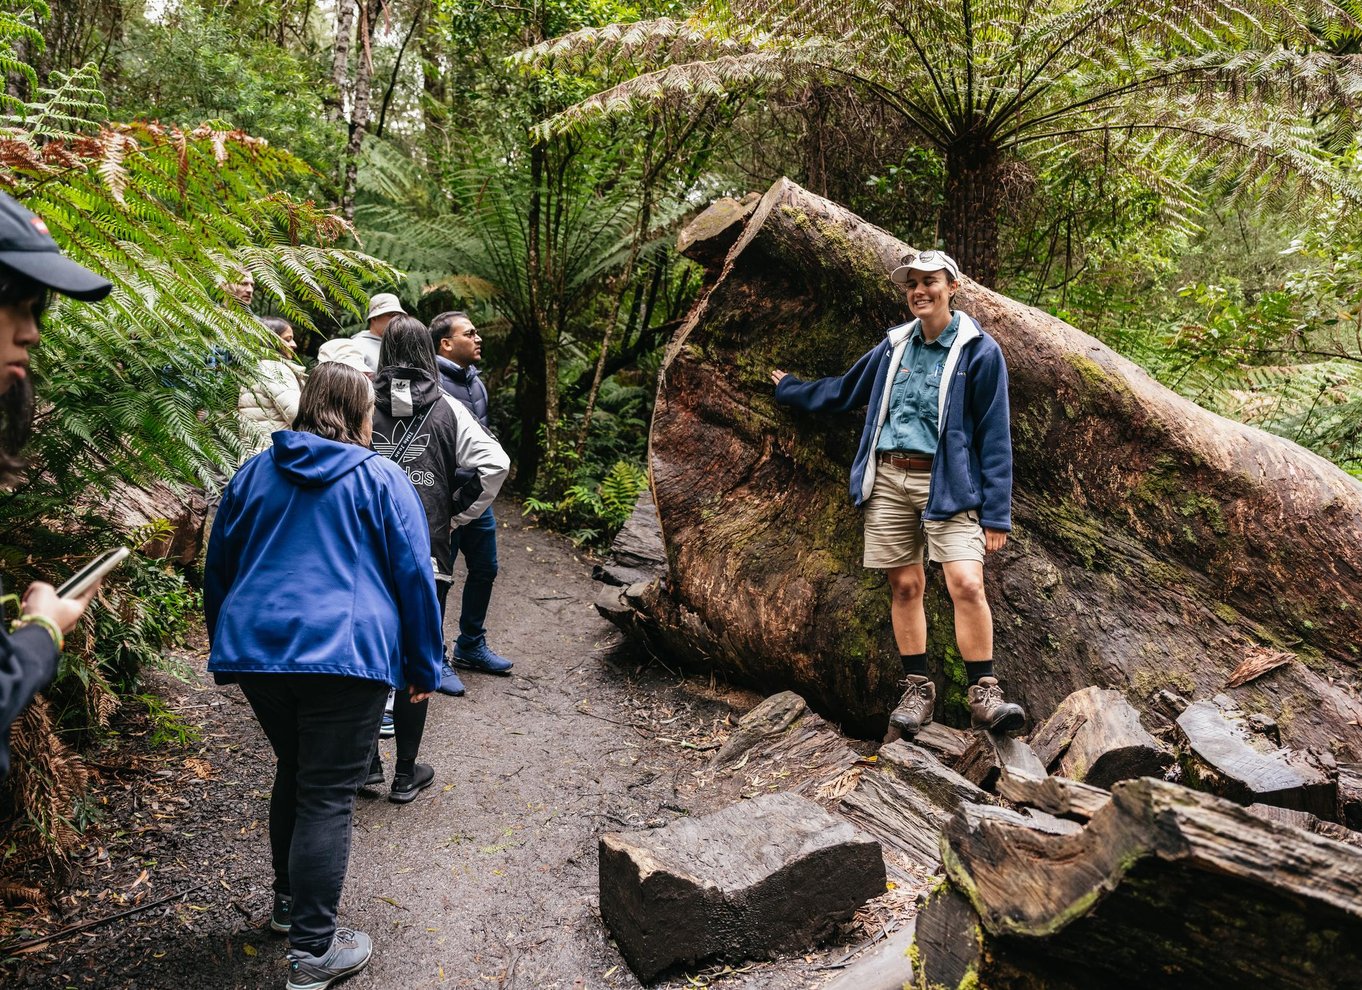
[237,673,388,956]
[447,505,499,652]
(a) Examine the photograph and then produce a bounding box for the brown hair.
[292,362,373,446]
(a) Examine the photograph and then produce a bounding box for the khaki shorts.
[863,460,985,568]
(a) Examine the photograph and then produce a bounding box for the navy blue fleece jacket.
[774,313,1013,531]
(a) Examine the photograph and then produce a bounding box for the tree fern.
[516,0,1362,285]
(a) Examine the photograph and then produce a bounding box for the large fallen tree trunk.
[637,178,1362,746]
[913,777,1362,989]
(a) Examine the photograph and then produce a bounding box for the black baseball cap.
[0,192,112,301]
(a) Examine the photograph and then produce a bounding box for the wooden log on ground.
[1340,763,1362,830]
[593,490,666,588]
[914,777,1362,989]
[908,722,973,768]
[1030,686,1172,788]
[1176,698,1336,818]
[841,740,993,869]
[995,767,1112,822]
[639,176,1362,748]
[598,791,885,982]
[956,731,1047,793]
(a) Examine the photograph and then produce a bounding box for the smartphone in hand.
[57,547,130,599]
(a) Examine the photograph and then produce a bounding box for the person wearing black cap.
[0,190,113,780]
[771,250,1025,738]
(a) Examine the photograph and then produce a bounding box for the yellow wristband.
[15,614,64,652]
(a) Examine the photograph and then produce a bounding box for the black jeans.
[238,673,388,956]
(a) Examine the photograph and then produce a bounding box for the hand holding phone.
[18,548,130,637]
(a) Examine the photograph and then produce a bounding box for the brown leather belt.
[877,451,933,471]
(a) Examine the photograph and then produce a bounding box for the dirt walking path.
[3,513,899,990]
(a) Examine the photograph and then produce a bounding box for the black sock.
[900,652,928,677]
[395,757,416,778]
[965,660,994,685]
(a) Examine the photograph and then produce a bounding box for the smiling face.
[442,317,482,366]
[0,290,44,393]
[900,269,958,324]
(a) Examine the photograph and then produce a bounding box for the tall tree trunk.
[628,177,1362,751]
[418,8,446,135]
[515,139,549,491]
[339,0,383,222]
[940,141,1001,287]
[375,4,422,139]
[326,0,356,125]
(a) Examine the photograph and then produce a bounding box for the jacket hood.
[374,366,442,416]
[436,355,480,385]
[270,430,377,487]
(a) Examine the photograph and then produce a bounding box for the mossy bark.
[913,779,1362,989]
[642,178,1362,748]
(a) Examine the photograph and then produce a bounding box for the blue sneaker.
[452,643,514,675]
[437,662,467,696]
[378,710,395,738]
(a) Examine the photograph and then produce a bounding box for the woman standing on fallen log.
[771,250,1024,735]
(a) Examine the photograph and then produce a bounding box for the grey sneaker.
[967,676,1026,735]
[269,893,292,934]
[889,675,936,735]
[286,927,372,990]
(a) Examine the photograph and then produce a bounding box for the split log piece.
[913,777,1362,989]
[956,731,1048,793]
[1176,698,1336,819]
[1030,686,1173,788]
[598,791,885,982]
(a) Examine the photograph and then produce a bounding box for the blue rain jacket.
[205,430,444,691]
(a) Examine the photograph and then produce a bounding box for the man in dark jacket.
[429,311,514,683]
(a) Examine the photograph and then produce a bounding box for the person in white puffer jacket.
[238,316,305,462]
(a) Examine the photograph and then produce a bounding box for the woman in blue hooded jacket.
[772,250,1025,739]
[205,361,443,990]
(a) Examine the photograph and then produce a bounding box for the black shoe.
[269,893,292,934]
[388,763,434,804]
[363,753,384,788]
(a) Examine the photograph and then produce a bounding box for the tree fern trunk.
[940,142,1001,287]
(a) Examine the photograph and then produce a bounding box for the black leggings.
[392,689,428,763]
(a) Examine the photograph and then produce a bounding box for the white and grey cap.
[889,250,960,284]
[366,292,406,321]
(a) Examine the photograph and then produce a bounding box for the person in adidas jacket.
[367,315,509,799]
[771,250,1025,738]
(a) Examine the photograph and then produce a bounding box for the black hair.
[379,314,437,378]
[428,310,470,351]
[292,362,373,446]
[0,268,46,486]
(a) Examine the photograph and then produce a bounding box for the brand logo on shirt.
[372,420,432,486]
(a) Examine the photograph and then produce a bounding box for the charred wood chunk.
[912,778,1362,989]
[841,741,993,869]
[1176,699,1336,819]
[956,731,1048,793]
[713,691,807,765]
[1030,686,1173,788]
[598,791,885,983]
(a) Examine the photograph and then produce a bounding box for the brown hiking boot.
[889,675,935,736]
[967,676,1026,735]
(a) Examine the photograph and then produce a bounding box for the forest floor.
[0,512,911,990]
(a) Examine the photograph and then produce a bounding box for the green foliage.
[524,442,648,545]
[107,4,340,176]
[516,0,1362,281]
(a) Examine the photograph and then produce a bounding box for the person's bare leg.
[941,560,990,660]
[887,564,927,654]
[887,563,934,736]
[942,559,1024,732]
